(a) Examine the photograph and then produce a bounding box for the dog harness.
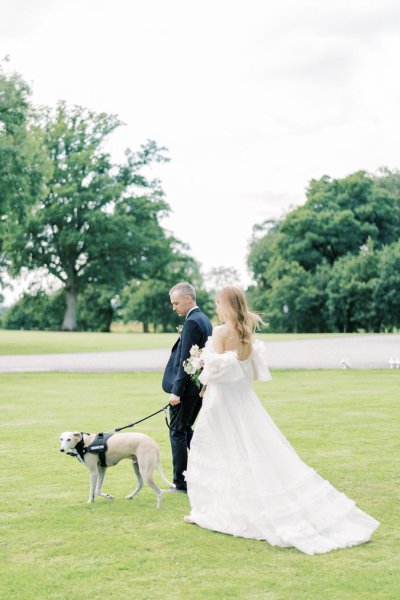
[66,405,171,466]
[72,432,114,468]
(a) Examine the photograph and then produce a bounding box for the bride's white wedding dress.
[184,338,380,555]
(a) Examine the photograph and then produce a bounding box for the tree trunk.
[142,322,149,333]
[102,304,114,332]
[62,287,78,331]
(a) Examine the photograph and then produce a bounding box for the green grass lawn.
[0,329,366,355]
[0,370,398,599]
[0,329,178,354]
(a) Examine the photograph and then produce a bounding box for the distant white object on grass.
[388,357,400,369]
[341,358,352,369]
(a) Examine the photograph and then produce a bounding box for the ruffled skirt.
[185,381,380,555]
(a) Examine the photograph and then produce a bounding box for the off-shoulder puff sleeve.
[199,338,245,385]
[251,339,272,381]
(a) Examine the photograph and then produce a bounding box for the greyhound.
[59,431,175,507]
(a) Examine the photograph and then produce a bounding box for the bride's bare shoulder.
[212,324,230,339]
[212,324,230,353]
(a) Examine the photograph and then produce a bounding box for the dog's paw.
[98,492,114,500]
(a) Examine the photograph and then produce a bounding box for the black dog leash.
[66,406,171,465]
[114,404,171,432]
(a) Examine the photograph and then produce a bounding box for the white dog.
[60,431,174,507]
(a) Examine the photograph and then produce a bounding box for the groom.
[162,282,213,492]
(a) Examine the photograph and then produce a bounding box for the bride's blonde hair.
[216,287,264,345]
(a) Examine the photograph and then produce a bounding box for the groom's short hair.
[169,282,196,300]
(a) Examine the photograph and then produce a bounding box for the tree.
[122,278,172,332]
[121,243,213,332]
[0,63,48,283]
[247,169,400,332]
[3,284,118,332]
[247,220,281,288]
[373,167,400,204]
[6,101,171,330]
[278,206,363,269]
[277,171,400,271]
[3,289,64,330]
[76,285,118,332]
[326,242,379,333]
[373,241,400,331]
[247,260,328,332]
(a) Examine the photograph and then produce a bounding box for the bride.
[183,287,380,555]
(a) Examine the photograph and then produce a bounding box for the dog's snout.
[60,448,65,452]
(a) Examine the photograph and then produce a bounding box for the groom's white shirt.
[186,305,199,319]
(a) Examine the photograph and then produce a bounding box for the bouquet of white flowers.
[183,344,205,390]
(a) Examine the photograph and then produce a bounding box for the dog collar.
[67,432,87,464]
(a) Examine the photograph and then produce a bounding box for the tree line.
[247,170,400,332]
[1,63,399,333]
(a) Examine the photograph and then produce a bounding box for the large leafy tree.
[0,63,48,288]
[277,171,400,271]
[7,101,171,330]
[247,170,400,332]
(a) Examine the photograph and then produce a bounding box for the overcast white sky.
[2,0,400,300]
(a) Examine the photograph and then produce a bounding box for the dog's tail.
[156,448,175,488]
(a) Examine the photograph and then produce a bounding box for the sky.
[2,0,400,301]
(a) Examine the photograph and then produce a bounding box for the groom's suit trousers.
[169,394,202,490]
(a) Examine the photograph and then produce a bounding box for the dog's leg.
[125,461,144,501]
[96,467,114,500]
[88,468,98,503]
[156,461,175,489]
[138,457,163,509]
[154,446,175,489]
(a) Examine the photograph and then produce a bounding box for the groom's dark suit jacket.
[162,308,213,398]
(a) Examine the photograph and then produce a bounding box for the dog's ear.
[73,432,81,438]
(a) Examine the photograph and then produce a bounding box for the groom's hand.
[169,394,181,406]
